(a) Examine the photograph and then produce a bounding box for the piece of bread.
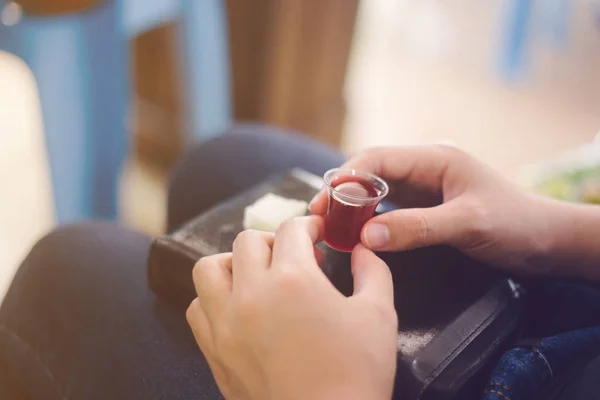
[243,193,308,232]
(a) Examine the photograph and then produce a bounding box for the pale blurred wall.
[343,0,600,179]
[0,51,54,301]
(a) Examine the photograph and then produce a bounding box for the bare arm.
[544,199,600,281]
[311,145,600,281]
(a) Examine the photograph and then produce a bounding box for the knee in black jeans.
[167,123,344,230]
[0,222,153,400]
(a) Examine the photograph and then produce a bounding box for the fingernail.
[363,223,390,249]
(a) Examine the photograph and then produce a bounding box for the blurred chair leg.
[15,18,91,223]
[499,0,533,82]
[10,1,127,222]
[82,0,128,220]
[178,0,232,143]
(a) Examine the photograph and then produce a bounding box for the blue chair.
[0,0,232,223]
[499,0,533,81]
[499,0,573,81]
[541,0,572,47]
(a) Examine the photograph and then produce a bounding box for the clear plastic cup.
[323,168,389,252]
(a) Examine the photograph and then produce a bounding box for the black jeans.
[3,124,600,400]
[0,124,344,400]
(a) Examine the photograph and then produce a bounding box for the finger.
[232,230,274,285]
[192,253,233,321]
[314,246,325,267]
[351,245,394,307]
[186,298,214,353]
[342,145,466,193]
[308,190,328,216]
[271,216,325,268]
[308,146,452,214]
[361,200,470,251]
[186,300,232,397]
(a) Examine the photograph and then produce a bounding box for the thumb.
[351,245,393,306]
[361,201,467,252]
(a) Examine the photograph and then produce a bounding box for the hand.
[310,145,557,275]
[186,216,398,400]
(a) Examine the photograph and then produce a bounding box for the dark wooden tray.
[148,169,519,400]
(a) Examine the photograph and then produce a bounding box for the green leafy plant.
[535,167,600,204]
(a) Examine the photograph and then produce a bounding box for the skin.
[188,145,600,399]
[312,145,600,280]
[187,216,398,400]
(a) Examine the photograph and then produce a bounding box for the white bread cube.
[243,193,308,232]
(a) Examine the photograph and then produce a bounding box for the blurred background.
[1,0,600,301]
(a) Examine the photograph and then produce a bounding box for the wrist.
[536,197,600,280]
[516,195,561,275]
[533,196,565,273]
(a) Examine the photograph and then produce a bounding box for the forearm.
[544,199,600,281]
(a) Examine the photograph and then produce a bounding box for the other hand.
[310,146,555,275]
[187,216,398,400]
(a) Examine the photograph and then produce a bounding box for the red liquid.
[324,176,380,252]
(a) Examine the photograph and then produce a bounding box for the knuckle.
[274,267,305,291]
[233,229,261,248]
[412,212,431,245]
[435,143,464,158]
[361,146,387,158]
[279,217,298,230]
[186,298,200,324]
[192,256,213,282]
[380,262,394,283]
[276,216,302,235]
[392,211,430,249]
[432,144,470,169]
[372,301,398,326]
[354,147,386,164]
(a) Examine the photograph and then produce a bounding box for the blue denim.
[484,280,600,400]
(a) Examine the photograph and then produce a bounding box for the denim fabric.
[484,327,600,400]
[484,280,600,400]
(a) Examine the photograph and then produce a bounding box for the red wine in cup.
[324,176,381,252]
